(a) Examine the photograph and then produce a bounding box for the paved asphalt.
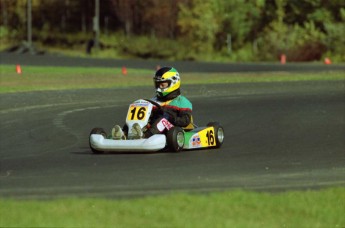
[1,53,345,199]
[0,79,344,198]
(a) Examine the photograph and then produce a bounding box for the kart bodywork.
[89,99,224,153]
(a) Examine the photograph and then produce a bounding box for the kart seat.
[183,116,196,131]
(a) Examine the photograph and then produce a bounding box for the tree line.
[1,0,344,62]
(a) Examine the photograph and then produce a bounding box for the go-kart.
[89,99,224,153]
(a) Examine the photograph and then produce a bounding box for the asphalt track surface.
[0,53,345,199]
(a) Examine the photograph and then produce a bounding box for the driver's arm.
[163,107,192,127]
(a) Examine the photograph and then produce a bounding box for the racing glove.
[161,108,179,124]
[162,112,171,121]
[152,106,191,127]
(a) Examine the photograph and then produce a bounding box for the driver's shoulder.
[178,95,191,102]
[173,95,192,109]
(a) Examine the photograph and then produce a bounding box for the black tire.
[89,127,107,154]
[166,127,185,152]
[207,122,224,148]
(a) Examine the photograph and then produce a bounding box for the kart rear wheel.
[89,127,107,154]
[207,122,224,148]
[166,127,185,152]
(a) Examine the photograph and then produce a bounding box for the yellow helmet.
[153,67,181,99]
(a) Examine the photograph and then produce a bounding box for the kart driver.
[112,66,193,139]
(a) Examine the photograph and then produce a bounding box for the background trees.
[0,0,344,62]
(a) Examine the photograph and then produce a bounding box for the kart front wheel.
[89,127,107,154]
[166,127,185,152]
[207,122,224,148]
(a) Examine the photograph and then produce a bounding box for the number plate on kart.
[127,105,148,120]
[126,99,153,129]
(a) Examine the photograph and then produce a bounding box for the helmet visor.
[154,80,171,89]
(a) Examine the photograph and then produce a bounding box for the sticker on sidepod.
[190,134,201,147]
[156,118,173,132]
[198,127,217,147]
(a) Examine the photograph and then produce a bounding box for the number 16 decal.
[128,107,147,120]
[206,129,215,146]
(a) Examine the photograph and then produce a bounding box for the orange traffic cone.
[324,57,332,65]
[16,65,22,74]
[280,54,286,64]
[121,66,127,75]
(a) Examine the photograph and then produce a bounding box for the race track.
[1,81,344,199]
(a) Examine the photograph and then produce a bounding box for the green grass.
[1,188,344,227]
[0,65,344,93]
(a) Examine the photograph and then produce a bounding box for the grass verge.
[1,65,344,93]
[1,188,344,227]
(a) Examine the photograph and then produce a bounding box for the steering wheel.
[144,99,170,122]
[143,99,162,110]
[143,99,163,116]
